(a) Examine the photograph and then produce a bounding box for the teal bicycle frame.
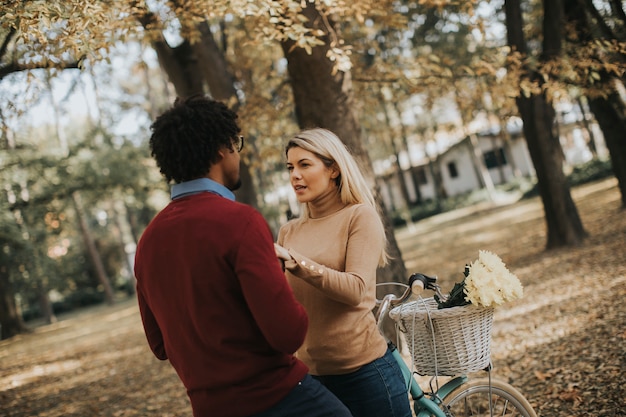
[377,276,467,417]
[390,347,466,417]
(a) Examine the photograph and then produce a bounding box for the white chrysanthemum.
[464,250,523,308]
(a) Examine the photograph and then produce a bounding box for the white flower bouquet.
[390,250,521,375]
[436,250,524,309]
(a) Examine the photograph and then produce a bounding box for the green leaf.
[435,265,471,309]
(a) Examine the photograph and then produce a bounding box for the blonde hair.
[286,128,389,266]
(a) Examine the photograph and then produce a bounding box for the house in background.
[376,118,607,213]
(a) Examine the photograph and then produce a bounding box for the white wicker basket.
[389,297,494,376]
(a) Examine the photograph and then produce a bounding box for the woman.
[274,128,412,417]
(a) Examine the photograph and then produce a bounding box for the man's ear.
[216,147,226,161]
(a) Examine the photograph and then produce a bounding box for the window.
[448,161,458,178]
[483,148,508,169]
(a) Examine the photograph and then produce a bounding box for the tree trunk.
[564,0,626,208]
[587,93,626,207]
[575,97,598,157]
[457,89,496,199]
[72,191,116,304]
[280,4,407,283]
[426,148,446,210]
[467,134,496,200]
[382,94,412,217]
[0,267,29,340]
[394,101,419,207]
[133,4,259,208]
[37,280,56,325]
[516,94,587,247]
[500,120,522,178]
[400,127,423,204]
[505,0,587,248]
[192,21,239,105]
[112,200,137,295]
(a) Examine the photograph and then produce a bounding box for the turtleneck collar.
[307,186,346,219]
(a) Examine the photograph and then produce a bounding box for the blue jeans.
[252,374,353,417]
[314,346,412,417]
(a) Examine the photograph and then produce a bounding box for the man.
[134,95,352,417]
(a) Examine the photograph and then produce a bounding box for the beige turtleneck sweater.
[277,202,388,375]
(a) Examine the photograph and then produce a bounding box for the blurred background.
[1,0,624,339]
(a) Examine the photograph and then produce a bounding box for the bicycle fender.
[438,375,468,399]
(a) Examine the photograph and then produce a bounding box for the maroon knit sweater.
[135,193,308,417]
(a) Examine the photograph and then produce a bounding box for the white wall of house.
[439,141,482,196]
[412,135,535,201]
[376,120,606,213]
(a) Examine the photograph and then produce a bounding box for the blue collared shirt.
[171,178,235,201]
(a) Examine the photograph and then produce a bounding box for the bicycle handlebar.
[375,273,441,333]
[408,273,439,297]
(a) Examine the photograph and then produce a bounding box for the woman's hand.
[274,243,291,261]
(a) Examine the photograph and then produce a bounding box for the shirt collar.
[171,178,235,201]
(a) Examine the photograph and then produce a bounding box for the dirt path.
[1,178,624,416]
[396,177,626,416]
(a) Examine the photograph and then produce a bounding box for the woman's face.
[286,146,339,204]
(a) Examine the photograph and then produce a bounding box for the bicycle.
[376,273,537,417]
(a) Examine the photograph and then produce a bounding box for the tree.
[277,2,408,281]
[72,191,115,305]
[564,0,626,208]
[504,0,587,248]
[0,112,161,337]
[0,209,29,339]
[128,1,264,209]
[120,1,418,281]
[3,0,626,336]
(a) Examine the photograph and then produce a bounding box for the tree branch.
[0,27,16,62]
[0,60,82,81]
[584,0,619,40]
[609,0,626,39]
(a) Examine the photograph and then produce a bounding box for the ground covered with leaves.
[1,178,624,416]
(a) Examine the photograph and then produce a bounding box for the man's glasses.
[233,135,244,153]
